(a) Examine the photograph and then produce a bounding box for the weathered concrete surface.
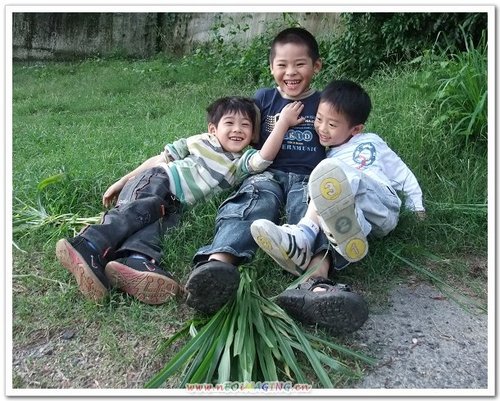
[12,12,340,60]
[351,283,489,390]
[13,13,159,60]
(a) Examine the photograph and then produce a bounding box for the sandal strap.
[298,276,352,292]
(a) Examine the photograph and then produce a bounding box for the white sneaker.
[309,159,368,263]
[250,219,312,276]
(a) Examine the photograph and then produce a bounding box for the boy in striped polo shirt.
[55,96,305,305]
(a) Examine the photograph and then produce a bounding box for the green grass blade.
[304,333,377,366]
[269,319,307,383]
[217,304,238,383]
[185,314,229,385]
[256,292,294,323]
[388,249,487,313]
[425,200,487,215]
[37,172,65,191]
[144,306,228,388]
[238,321,256,382]
[233,275,251,357]
[153,321,193,356]
[196,305,236,383]
[290,324,333,388]
[181,333,215,387]
[288,339,356,376]
[316,351,361,379]
[256,334,279,381]
[189,322,199,337]
[233,313,248,358]
[250,294,274,348]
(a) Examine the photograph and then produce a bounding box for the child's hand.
[102,178,129,208]
[277,101,305,129]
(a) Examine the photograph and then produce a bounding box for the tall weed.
[434,34,487,146]
[410,31,487,148]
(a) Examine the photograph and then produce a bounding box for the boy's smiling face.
[209,111,253,153]
[314,101,364,147]
[270,43,322,98]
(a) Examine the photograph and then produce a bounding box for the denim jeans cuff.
[192,246,254,266]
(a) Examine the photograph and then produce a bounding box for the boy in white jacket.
[251,80,425,332]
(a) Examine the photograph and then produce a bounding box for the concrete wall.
[12,12,341,60]
[13,13,159,60]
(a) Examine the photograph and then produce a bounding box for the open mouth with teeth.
[229,136,244,141]
[285,79,301,88]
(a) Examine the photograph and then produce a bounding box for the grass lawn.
[11,56,488,389]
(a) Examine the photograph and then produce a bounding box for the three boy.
[56,26,424,337]
[185,28,371,334]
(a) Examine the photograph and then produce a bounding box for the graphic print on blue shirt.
[264,114,316,144]
[353,142,377,169]
[255,88,325,175]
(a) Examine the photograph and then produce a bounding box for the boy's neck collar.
[277,86,316,100]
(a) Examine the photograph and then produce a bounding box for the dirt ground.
[11,276,490,394]
[351,282,489,390]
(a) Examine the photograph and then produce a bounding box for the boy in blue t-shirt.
[185,28,368,335]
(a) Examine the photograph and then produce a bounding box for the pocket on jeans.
[285,181,309,222]
[216,183,256,220]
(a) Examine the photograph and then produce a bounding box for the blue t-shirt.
[254,88,325,175]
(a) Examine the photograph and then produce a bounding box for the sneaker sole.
[185,262,239,315]
[105,261,180,305]
[309,159,368,262]
[55,239,108,302]
[251,221,305,276]
[277,288,368,335]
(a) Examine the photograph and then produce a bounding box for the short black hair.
[320,80,372,126]
[206,96,257,128]
[206,96,260,143]
[270,27,320,63]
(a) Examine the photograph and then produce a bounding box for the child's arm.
[259,101,304,161]
[102,154,164,207]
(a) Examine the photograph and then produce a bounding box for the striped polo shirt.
[159,133,271,206]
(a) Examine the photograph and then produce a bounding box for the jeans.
[194,169,329,265]
[80,167,182,263]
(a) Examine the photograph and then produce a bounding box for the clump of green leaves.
[146,267,375,389]
[13,173,102,244]
[432,33,487,146]
[319,12,487,81]
[409,29,487,148]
